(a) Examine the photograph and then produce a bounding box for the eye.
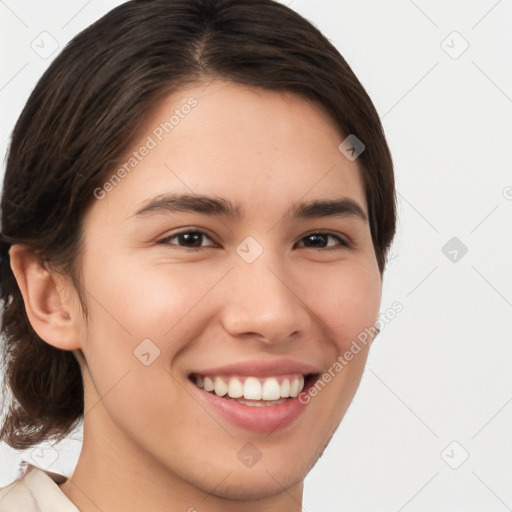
[158,229,350,251]
[158,230,216,249]
[296,232,349,250]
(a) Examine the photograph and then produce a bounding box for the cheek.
[76,253,196,443]
[302,259,381,353]
[81,252,224,341]
[77,254,227,410]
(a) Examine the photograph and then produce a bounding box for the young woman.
[0,0,396,510]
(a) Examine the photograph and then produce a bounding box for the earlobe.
[9,244,81,351]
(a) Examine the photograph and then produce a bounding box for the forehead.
[91,80,367,221]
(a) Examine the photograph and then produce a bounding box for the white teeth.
[289,375,305,397]
[236,398,287,407]
[262,377,281,401]
[203,376,214,392]
[243,377,262,400]
[298,376,305,395]
[290,376,301,397]
[214,376,228,397]
[280,378,291,397]
[193,374,307,401]
[227,377,244,398]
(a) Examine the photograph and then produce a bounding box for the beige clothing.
[0,464,78,511]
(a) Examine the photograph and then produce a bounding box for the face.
[72,80,381,499]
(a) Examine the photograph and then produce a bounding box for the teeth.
[227,377,244,398]
[290,375,304,397]
[236,398,287,407]
[280,378,291,397]
[262,378,281,400]
[193,374,306,401]
[214,376,228,397]
[244,377,261,400]
[203,376,214,392]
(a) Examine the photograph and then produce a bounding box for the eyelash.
[158,229,350,251]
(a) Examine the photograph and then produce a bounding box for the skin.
[11,79,382,511]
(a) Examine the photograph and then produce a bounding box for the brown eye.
[297,232,348,250]
[159,230,215,249]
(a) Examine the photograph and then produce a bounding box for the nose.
[220,255,311,345]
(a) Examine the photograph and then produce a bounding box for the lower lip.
[189,380,311,434]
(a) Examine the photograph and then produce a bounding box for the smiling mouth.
[189,373,317,406]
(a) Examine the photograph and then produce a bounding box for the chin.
[201,468,305,502]
[194,442,318,501]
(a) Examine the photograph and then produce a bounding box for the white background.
[1,1,511,510]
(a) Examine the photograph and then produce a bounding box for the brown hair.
[0,0,396,449]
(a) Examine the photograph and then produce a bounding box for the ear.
[9,244,82,351]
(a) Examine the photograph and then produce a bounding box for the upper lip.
[190,358,321,378]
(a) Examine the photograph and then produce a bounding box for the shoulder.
[0,465,78,512]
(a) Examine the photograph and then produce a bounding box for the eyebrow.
[132,193,368,223]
